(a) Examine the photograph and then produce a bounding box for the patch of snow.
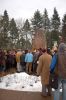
[0,72,42,92]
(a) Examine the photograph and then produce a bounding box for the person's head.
[25,50,28,54]
[22,51,25,54]
[59,36,64,43]
[47,48,51,54]
[58,43,66,53]
[54,50,57,53]
[42,48,46,53]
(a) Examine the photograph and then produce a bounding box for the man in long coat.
[37,49,52,96]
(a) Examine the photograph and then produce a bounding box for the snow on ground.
[0,72,62,93]
[0,72,42,92]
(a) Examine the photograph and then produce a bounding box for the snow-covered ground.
[0,72,42,92]
[0,72,62,93]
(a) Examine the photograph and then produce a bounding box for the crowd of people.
[0,36,66,100]
[0,48,51,74]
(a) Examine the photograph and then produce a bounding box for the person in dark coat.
[20,51,26,71]
[54,36,66,100]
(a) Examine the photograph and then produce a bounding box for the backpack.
[50,53,58,73]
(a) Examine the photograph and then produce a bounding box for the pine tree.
[23,19,31,49]
[31,10,42,30]
[23,19,30,31]
[42,8,50,47]
[0,16,3,48]
[42,8,50,31]
[62,14,66,41]
[3,10,9,28]
[0,10,9,49]
[51,8,60,46]
[51,8,60,31]
[9,18,18,48]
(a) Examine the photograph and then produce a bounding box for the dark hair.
[42,49,46,53]
[47,48,50,53]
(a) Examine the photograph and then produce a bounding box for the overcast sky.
[0,0,66,20]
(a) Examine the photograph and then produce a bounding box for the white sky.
[0,0,66,20]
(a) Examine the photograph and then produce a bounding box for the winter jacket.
[25,53,33,63]
[58,42,66,79]
[37,52,52,85]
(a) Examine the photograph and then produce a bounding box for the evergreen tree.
[51,8,60,31]
[9,18,18,48]
[31,10,42,30]
[23,19,30,31]
[51,8,60,46]
[62,14,66,41]
[42,8,50,47]
[23,19,31,49]
[42,8,50,31]
[0,16,3,48]
[0,10,9,49]
[3,10,9,28]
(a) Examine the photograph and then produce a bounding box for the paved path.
[0,89,53,100]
